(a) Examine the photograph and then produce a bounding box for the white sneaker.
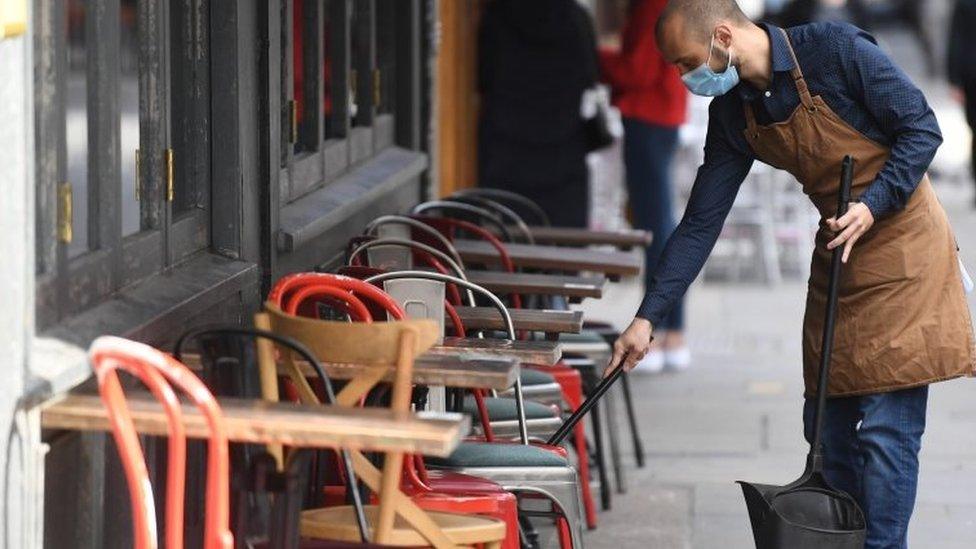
[664,346,691,372]
[632,349,665,374]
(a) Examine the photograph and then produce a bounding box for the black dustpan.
[737,156,866,549]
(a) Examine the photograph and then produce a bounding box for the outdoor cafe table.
[454,306,583,335]
[429,337,561,366]
[41,393,470,456]
[465,269,606,300]
[497,226,652,250]
[452,238,641,280]
[179,352,520,392]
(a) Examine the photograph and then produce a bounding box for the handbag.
[581,86,616,152]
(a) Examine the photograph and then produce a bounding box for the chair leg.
[620,372,646,468]
[558,374,597,530]
[589,396,611,510]
[604,389,626,494]
[518,514,538,549]
[557,517,573,549]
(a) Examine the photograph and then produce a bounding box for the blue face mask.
[681,35,739,97]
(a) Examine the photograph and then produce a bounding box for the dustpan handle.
[809,155,855,469]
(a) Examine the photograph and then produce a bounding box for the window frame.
[33,0,211,331]
[278,0,401,206]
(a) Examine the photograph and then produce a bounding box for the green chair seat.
[557,330,608,344]
[519,368,557,386]
[427,442,568,468]
[462,396,557,422]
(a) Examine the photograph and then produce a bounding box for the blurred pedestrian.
[948,0,976,207]
[600,0,690,373]
[477,0,599,228]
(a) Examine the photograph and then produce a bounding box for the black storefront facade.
[33,1,436,546]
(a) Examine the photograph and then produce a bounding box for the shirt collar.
[764,23,796,73]
[737,23,796,100]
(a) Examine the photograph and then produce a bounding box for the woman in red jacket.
[600,0,689,373]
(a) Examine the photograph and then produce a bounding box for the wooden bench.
[42,393,469,457]
[454,306,582,335]
[465,270,605,300]
[453,238,641,280]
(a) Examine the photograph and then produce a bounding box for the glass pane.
[120,0,140,236]
[323,0,335,138]
[350,1,367,127]
[66,0,89,258]
[292,0,316,153]
[375,0,395,115]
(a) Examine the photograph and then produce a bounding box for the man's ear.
[713,23,734,49]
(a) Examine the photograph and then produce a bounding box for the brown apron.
[743,29,976,397]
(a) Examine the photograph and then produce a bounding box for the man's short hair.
[656,0,750,41]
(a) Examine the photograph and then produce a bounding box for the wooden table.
[455,306,582,335]
[465,270,605,300]
[181,353,519,392]
[430,337,561,366]
[498,226,652,249]
[453,239,641,280]
[42,393,470,457]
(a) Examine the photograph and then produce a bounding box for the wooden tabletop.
[181,353,518,392]
[430,337,561,366]
[453,239,641,279]
[465,270,605,299]
[42,393,469,457]
[506,226,652,249]
[454,306,583,334]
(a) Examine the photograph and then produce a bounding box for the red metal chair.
[267,273,521,549]
[89,336,233,549]
[409,212,598,528]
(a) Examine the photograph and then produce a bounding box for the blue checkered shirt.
[636,22,942,324]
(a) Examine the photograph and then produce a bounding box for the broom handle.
[546,352,635,446]
[810,155,855,468]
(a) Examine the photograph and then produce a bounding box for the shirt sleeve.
[636,101,754,324]
[843,30,943,219]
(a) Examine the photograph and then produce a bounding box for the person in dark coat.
[948,0,976,207]
[477,0,599,228]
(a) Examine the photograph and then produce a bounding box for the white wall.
[0,10,42,547]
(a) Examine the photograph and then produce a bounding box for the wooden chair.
[259,302,506,549]
[173,325,372,546]
[89,336,233,549]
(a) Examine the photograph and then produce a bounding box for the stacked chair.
[84,189,652,549]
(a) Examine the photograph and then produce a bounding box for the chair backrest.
[362,270,529,445]
[89,336,232,549]
[369,223,414,269]
[347,237,472,306]
[363,214,465,268]
[446,195,535,244]
[269,272,406,321]
[411,200,512,241]
[263,302,438,367]
[259,303,446,544]
[173,325,369,545]
[452,187,551,227]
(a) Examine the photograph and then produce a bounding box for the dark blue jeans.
[622,118,683,330]
[803,385,929,549]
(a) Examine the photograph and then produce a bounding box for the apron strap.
[744,102,758,136]
[779,28,816,111]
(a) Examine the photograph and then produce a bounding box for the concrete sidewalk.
[578,181,976,548]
